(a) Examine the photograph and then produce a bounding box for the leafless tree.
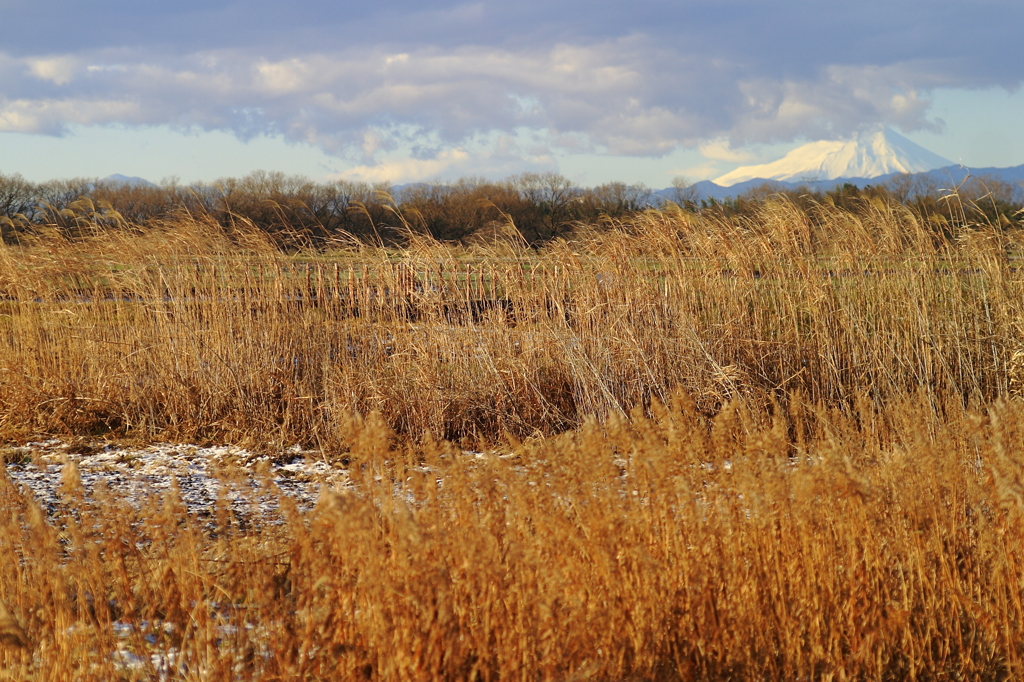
[671,175,699,206]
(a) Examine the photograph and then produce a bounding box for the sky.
[1,0,1023,188]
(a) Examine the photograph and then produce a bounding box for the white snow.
[713,126,951,187]
[3,440,351,519]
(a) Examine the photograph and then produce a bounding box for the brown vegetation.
[1,196,1022,445]
[2,194,1024,679]
[4,168,1016,249]
[4,394,1024,679]
[0,170,662,247]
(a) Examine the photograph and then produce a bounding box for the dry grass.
[0,199,1022,446]
[3,198,1024,679]
[3,394,1024,679]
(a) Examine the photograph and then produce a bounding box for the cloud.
[0,1,1021,169]
[335,148,471,183]
[698,139,758,163]
[0,98,142,134]
[26,56,79,85]
[333,130,557,183]
[673,161,722,182]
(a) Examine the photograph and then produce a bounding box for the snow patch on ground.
[3,440,351,518]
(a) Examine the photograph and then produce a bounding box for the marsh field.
[4,193,1024,680]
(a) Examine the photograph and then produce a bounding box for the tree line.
[0,169,1020,248]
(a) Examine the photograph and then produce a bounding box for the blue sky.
[1,1,1022,188]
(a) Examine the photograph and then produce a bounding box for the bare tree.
[671,175,699,206]
[588,182,654,216]
[510,172,581,240]
[0,173,37,218]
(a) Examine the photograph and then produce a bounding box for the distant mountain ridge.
[713,127,952,187]
[101,174,157,188]
[654,164,1024,203]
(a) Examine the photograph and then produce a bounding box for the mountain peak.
[713,128,951,187]
[101,174,157,188]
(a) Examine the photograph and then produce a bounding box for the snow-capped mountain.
[713,127,951,187]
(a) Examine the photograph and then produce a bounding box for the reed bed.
[4,393,1024,679]
[0,198,1021,445]
[2,198,1024,679]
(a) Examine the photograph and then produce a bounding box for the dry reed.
[2,393,1024,679]
[2,199,1024,680]
[0,199,1021,446]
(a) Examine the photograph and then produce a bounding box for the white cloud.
[255,59,311,96]
[334,148,471,183]
[86,64,128,73]
[0,0,1021,175]
[0,41,693,156]
[0,42,996,163]
[673,161,722,182]
[328,127,558,183]
[698,139,758,163]
[26,56,78,85]
[0,97,141,133]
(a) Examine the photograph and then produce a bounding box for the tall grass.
[4,393,1024,679]
[0,198,1020,446]
[3,198,1024,679]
